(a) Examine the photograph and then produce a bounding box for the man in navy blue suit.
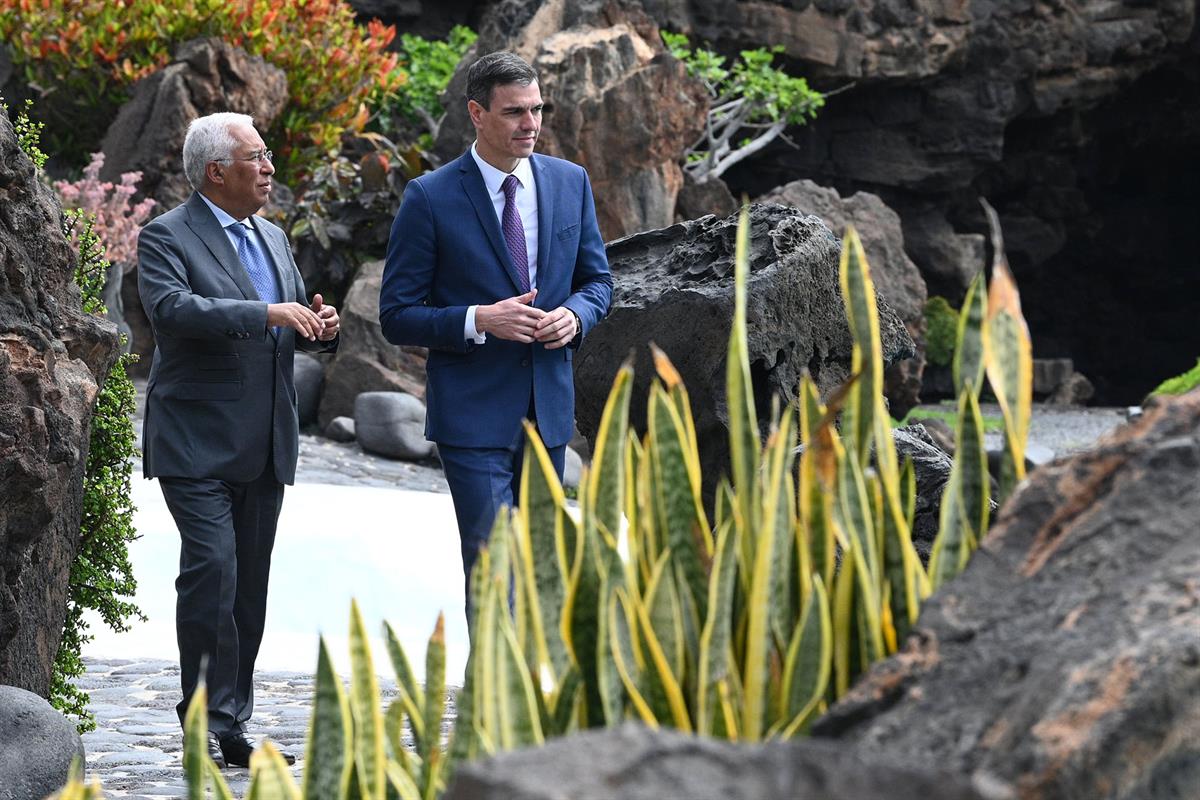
[380,52,613,606]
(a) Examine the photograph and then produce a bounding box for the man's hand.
[476,289,546,342]
[267,302,325,340]
[311,293,340,341]
[534,306,578,349]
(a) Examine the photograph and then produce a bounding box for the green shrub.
[924,295,959,367]
[54,209,1034,795]
[1147,358,1200,399]
[661,32,824,181]
[0,0,406,177]
[56,208,143,733]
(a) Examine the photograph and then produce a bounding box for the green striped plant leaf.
[245,743,299,800]
[777,574,832,738]
[348,600,385,799]
[303,637,353,800]
[727,205,761,548]
[954,272,987,397]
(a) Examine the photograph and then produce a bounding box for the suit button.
[520,358,530,368]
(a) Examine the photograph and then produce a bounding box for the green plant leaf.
[348,600,385,799]
[303,637,353,800]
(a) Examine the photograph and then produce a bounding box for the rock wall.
[435,0,708,241]
[814,388,1200,799]
[0,113,119,694]
[575,204,914,495]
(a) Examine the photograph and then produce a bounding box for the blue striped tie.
[228,223,279,305]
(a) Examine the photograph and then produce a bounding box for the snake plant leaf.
[954,271,987,397]
[383,701,410,776]
[549,664,583,734]
[348,599,385,799]
[420,614,447,787]
[589,358,634,546]
[303,637,353,800]
[383,623,424,742]
[763,410,801,647]
[980,199,1032,501]
[839,226,884,466]
[648,383,711,621]
[385,763,422,800]
[562,492,605,726]
[496,614,545,750]
[518,422,571,677]
[207,762,235,800]
[727,204,761,542]
[778,574,832,738]
[741,413,796,742]
[929,386,990,590]
[610,588,657,727]
[245,743,299,800]
[182,681,214,800]
[832,544,856,697]
[696,518,736,735]
[632,583,693,731]
[644,549,686,682]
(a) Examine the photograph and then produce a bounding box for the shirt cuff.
[465,305,487,344]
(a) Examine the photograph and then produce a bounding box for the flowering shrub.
[54,153,156,265]
[0,0,406,177]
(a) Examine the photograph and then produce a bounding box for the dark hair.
[466,51,538,110]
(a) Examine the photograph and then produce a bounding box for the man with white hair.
[137,112,339,768]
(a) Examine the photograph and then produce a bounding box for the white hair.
[182,112,255,190]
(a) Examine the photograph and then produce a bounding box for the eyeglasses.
[217,149,273,164]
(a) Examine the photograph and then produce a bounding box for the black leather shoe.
[219,731,296,767]
[206,731,227,769]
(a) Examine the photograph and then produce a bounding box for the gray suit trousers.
[158,465,284,736]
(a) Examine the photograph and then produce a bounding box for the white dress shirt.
[464,141,539,343]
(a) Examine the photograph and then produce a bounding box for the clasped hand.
[476,289,577,349]
[266,293,340,341]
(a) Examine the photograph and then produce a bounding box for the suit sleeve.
[137,218,269,340]
[561,169,614,347]
[379,180,474,353]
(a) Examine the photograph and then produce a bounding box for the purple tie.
[501,174,531,293]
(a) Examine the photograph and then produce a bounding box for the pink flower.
[54,152,156,266]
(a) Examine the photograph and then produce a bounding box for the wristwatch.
[568,309,582,338]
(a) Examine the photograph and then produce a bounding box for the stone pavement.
[77,658,421,798]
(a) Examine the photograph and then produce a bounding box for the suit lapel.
[531,155,554,295]
[459,153,525,294]
[183,193,259,302]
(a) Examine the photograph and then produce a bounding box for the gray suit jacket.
[138,192,335,485]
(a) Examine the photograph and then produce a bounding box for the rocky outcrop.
[354,391,435,461]
[0,113,119,694]
[436,0,708,240]
[318,260,427,429]
[98,38,288,376]
[657,0,1198,403]
[761,179,929,415]
[99,37,288,212]
[574,204,915,494]
[813,388,1200,799]
[0,685,85,799]
[444,723,991,800]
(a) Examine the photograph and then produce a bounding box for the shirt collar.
[470,141,534,196]
[198,192,251,230]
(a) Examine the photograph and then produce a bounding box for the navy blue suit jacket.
[380,151,612,449]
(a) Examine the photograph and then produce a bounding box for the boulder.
[354,392,435,461]
[444,723,990,800]
[675,172,737,222]
[294,353,325,428]
[99,37,288,211]
[318,260,427,429]
[813,389,1200,799]
[325,416,357,443]
[1047,372,1094,407]
[574,204,915,498]
[0,113,120,694]
[99,37,288,375]
[0,685,86,800]
[760,179,928,416]
[436,0,708,240]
